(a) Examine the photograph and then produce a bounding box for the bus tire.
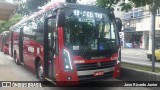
[14,52,20,65]
[37,61,45,81]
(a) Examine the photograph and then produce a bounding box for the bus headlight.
[117,60,120,65]
[117,48,121,65]
[63,49,73,71]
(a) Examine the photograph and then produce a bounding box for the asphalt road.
[121,48,160,68]
[0,51,158,90]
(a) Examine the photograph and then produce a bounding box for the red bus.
[0,33,2,51]
[9,2,122,86]
[0,31,10,54]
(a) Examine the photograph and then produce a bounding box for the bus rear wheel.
[37,61,44,81]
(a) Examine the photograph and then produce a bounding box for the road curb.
[119,67,160,81]
[122,61,160,68]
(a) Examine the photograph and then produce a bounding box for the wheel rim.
[38,63,43,80]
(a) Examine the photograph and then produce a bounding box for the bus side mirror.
[115,18,122,32]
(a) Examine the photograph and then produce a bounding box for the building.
[114,1,125,18]
[121,5,160,50]
[121,7,145,48]
[136,7,160,50]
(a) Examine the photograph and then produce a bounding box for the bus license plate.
[94,71,104,76]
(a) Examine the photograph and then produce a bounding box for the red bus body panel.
[9,2,121,86]
[0,31,9,54]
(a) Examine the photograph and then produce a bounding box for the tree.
[65,0,77,3]
[0,13,22,33]
[14,0,78,16]
[17,0,51,16]
[95,0,150,12]
[120,0,159,72]
[16,0,77,16]
[96,0,120,9]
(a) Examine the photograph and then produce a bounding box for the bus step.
[45,77,56,85]
[20,62,24,65]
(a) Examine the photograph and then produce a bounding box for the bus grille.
[76,61,116,82]
[78,71,114,82]
[76,60,116,71]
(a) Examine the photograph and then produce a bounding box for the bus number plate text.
[94,71,104,76]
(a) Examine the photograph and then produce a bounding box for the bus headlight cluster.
[117,60,120,64]
[63,49,73,71]
[117,48,121,65]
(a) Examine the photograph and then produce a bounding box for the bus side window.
[48,18,56,53]
[34,15,44,46]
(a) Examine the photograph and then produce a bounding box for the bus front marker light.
[63,49,73,71]
[117,70,120,73]
[117,60,120,65]
[65,65,69,69]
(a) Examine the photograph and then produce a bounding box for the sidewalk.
[121,48,148,56]
[121,48,160,68]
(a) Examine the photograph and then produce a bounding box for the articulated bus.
[0,31,10,54]
[0,33,2,51]
[9,2,122,86]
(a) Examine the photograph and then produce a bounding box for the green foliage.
[96,0,120,8]
[119,2,133,12]
[18,0,51,16]
[0,14,22,33]
[125,0,160,14]
[123,0,160,12]
[65,0,77,3]
[17,0,77,16]
[130,0,152,7]
[96,0,160,12]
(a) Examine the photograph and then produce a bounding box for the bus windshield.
[64,9,118,52]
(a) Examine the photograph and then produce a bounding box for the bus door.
[1,35,4,52]
[1,36,3,51]
[19,27,24,64]
[10,31,13,57]
[44,15,57,80]
[0,35,2,51]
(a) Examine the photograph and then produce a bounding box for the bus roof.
[10,2,113,30]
